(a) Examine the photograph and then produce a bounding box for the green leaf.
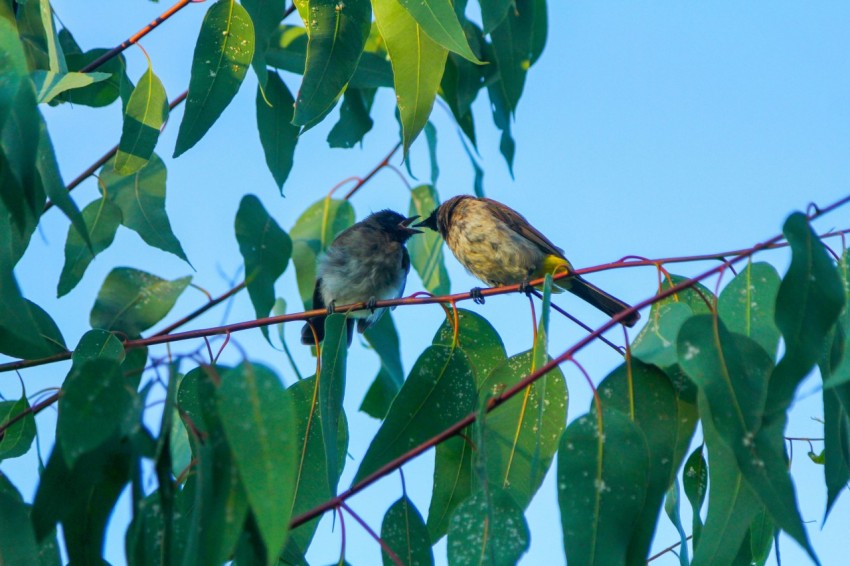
[819,322,850,518]
[408,185,451,295]
[486,71,516,175]
[320,314,348,495]
[432,308,507,385]
[242,0,288,90]
[447,487,529,565]
[57,358,138,466]
[767,212,844,416]
[353,345,477,484]
[57,46,134,108]
[749,507,775,565]
[427,435,474,541]
[479,350,566,509]
[177,366,250,564]
[284,376,349,562]
[15,0,50,72]
[114,64,169,175]
[396,0,481,63]
[100,154,190,263]
[597,361,695,563]
[235,194,292,339]
[292,0,371,128]
[824,251,850,391]
[90,267,191,337]
[381,496,434,566]
[57,197,122,297]
[290,197,355,307]
[0,270,67,359]
[0,17,41,229]
[683,445,708,546]
[361,311,405,419]
[327,87,375,148]
[663,479,691,566]
[480,0,513,34]
[678,315,817,561]
[0,479,41,563]
[218,362,297,560]
[558,411,649,565]
[32,69,110,104]
[374,0,448,155]
[718,262,782,358]
[256,72,300,193]
[0,396,36,460]
[490,0,535,115]
[174,0,255,157]
[529,0,547,65]
[691,392,761,565]
[632,302,694,368]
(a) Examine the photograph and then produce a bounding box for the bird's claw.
[518,280,534,297]
[326,301,336,315]
[366,297,378,312]
[471,287,486,305]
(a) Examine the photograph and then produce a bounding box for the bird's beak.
[413,211,438,231]
[400,215,422,234]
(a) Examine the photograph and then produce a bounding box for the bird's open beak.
[413,212,437,231]
[400,215,422,234]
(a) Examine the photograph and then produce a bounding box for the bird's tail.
[560,275,640,328]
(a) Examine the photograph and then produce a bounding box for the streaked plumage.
[416,195,640,327]
[301,210,421,345]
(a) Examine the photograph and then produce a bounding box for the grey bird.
[301,210,422,345]
[416,195,640,327]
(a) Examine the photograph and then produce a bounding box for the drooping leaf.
[381,496,434,566]
[490,0,535,116]
[427,435,475,541]
[256,72,300,193]
[218,362,297,559]
[57,197,122,297]
[663,479,690,566]
[395,0,481,63]
[327,87,375,148]
[100,154,190,263]
[0,270,67,359]
[718,262,782,358]
[486,69,515,175]
[114,64,169,175]
[174,0,255,156]
[558,411,649,566]
[242,0,287,90]
[234,194,292,339]
[408,185,451,295]
[631,301,694,368]
[374,0,448,155]
[446,487,529,565]
[90,267,191,337]
[57,44,134,108]
[820,323,850,518]
[32,69,110,104]
[683,445,708,546]
[361,312,405,419]
[353,345,477,484]
[480,0,513,33]
[0,476,43,563]
[0,396,36,460]
[319,315,348,495]
[479,350,567,509]
[432,308,506,385]
[292,0,371,128]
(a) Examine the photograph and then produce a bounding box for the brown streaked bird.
[301,210,421,345]
[415,195,640,327]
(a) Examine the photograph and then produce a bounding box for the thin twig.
[343,142,403,200]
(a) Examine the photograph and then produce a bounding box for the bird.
[415,195,640,327]
[301,210,422,345]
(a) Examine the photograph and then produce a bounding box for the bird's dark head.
[370,210,422,242]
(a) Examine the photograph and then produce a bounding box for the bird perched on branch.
[301,210,422,345]
[416,195,640,327]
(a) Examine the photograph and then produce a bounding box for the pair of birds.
[301,195,640,345]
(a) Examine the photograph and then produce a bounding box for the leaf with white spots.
[718,262,781,358]
[447,487,529,565]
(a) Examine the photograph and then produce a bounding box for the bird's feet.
[518,279,534,297]
[470,287,486,305]
[326,301,336,315]
[366,297,378,313]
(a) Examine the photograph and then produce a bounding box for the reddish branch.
[342,142,403,200]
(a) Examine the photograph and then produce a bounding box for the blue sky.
[3,1,850,564]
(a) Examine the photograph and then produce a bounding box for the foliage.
[0,1,848,565]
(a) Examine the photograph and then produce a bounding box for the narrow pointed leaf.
[490,0,535,115]
[427,435,475,541]
[292,0,371,128]
[408,185,451,295]
[820,324,850,518]
[114,65,169,175]
[327,87,375,148]
[174,0,255,157]
[374,0,448,155]
[381,496,434,566]
[90,267,191,337]
[242,0,287,90]
[718,262,781,358]
[218,362,297,560]
[353,345,476,484]
[447,487,529,565]
[57,197,121,297]
[396,0,481,63]
[256,72,300,193]
[663,479,690,566]
[235,194,292,338]
[683,445,708,546]
[100,154,190,263]
[320,314,349,495]
[558,411,649,565]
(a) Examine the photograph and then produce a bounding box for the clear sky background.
[3,1,850,564]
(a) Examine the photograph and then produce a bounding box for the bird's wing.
[390,247,411,311]
[480,198,566,258]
